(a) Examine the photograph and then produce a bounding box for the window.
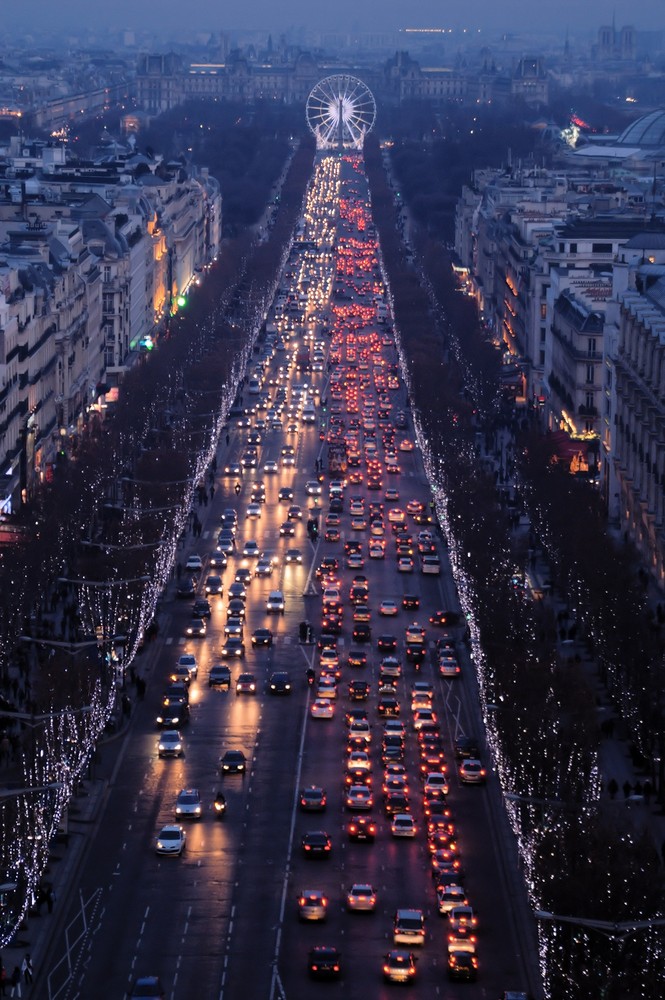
[539,349,545,366]
[585,392,594,410]
[586,364,595,385]
[588,338,596,357]
[540,303,547,319]
[540,327,546,343]
[592,243,612,254]
[569,243,577,254]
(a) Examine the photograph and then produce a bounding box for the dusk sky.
[9,0,665,36]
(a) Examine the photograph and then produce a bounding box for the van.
[394,908,425,946]
[248,377,261,395]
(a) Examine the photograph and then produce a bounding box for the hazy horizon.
[4,0,665,39]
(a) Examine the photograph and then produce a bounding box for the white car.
[158,730,184,758]
[391,813,416,838]
[185,554,203,572]
[246,503,261,519]
[424,773,449,796]
[266,590,285,614]
[175,788,202,820]
[242,539,260,557]
[255,557,273,577]
[264,460,279,474]
[345,785,373,810]
[317,678,337,700]
[298,889,328,921]
[176,654,198,680]
[346,883,377,912]
[155,824,186,855]
[310,698,334,719]
[379,600,399,617]
[306,480,322,496]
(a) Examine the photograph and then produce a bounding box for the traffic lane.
[69,720,237,999]
[280,681,482,997]
[217,679,311,1000]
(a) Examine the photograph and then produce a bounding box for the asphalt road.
[45,153,536,1000]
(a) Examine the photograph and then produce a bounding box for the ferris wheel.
[306,75,376,151]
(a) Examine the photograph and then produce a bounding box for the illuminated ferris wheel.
[306,75,376,151]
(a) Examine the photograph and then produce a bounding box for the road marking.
[165,637,173,645]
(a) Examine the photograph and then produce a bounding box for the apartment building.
[0,138,221,512]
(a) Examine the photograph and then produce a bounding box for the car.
[157,730,183,758]
[224,615,245,638]
[449,904,478,935]
[176,577,196,599]
[349,680,369,701]
[284,548,302,564]
[155,825,186,856]
[459,759,487,784]
[235,672,256,695]
[263,460,279,474]
[226,598,246,619]
[287,504,303,520]
[221,637,245,658]
[394,908,425,947]
[269,671,292,695]
[266,590,285,614]
[301,830,332,857]
[391,812,416,837]
[255,556,274,579]
[454,736,480,759]
[248,629,272,652]
[378,696,400,718]
[242,539,260,558]
[311,698,334,719]
[246,503,261,519]
[352,622,371,644]
[377,634,397,654]
[155,700,188,728]
[316,678,337,700]
[209,664,231,689]
[299,786,326,812]
[421,554,441,575]
[345,785,373,810]
[205,575,223,596]
[305,480,322,495]
[228,581,247,600]
[347,814,376,842]
[176,653,198,680]
[128,975,166,999]
[437,883,468,915]
[347,649,368,669]
[175,788,202,820]
[383,949,417,984]
[379,600,399,617]
[398,556,414,573]
[298,889,328,921]
[219,749,246,774]
[278,486,294,502]
[192,598,211,619]
[346,883,377,912]
[185,554,203,572]
[307,946,341,980]
[439,656,461,677]
[448,949,478,982]
[185,617,206,639]
[430,609,461,627]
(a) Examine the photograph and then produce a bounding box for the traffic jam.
[158,151,491,995]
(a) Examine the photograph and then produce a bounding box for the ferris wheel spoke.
[307,75,375,149]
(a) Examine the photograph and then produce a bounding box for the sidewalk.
[476,422,665,865]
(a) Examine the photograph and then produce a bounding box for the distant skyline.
[5,0,665,39]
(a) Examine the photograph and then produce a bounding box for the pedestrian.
[9,966,20,998]
[209,484,215,500]
[622,780,632,800]
[644,779,653,805]
[607,778,618,800]
[20,956,32,986]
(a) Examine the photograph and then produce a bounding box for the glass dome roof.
[617,109,665,147]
